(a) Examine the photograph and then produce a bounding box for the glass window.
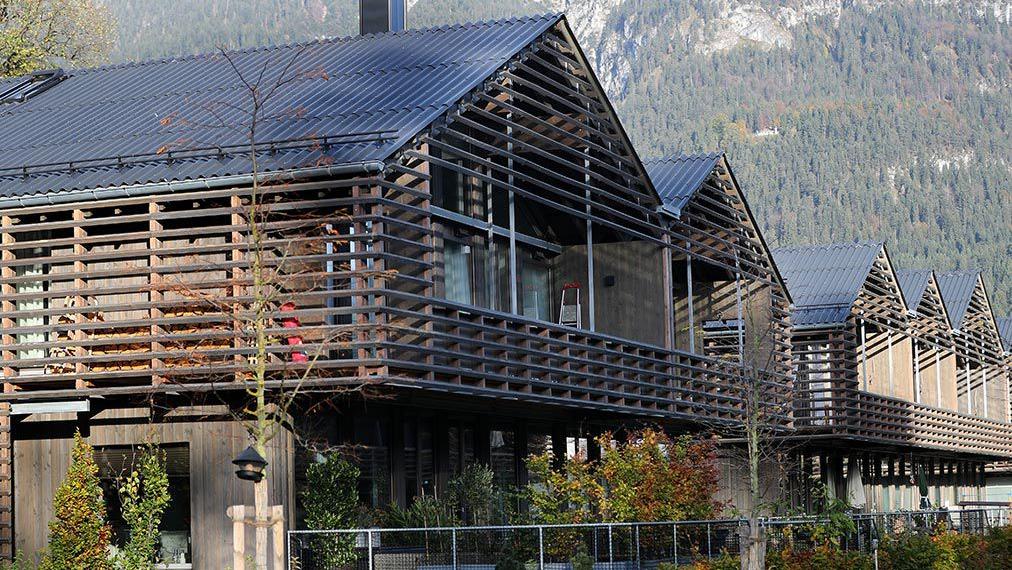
[489,427,516,487]
[353,416,390,508]
[434,160,488,219]
[96,445,192,567]
[444,234,511,313]
[520,247,552,321]
[15,262,46,363]
[444,240,473,305]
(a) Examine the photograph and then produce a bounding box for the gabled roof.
[936,270,980,329]
[0,14,564,203]
[771,242,883,326]
[643,152,724,216]
[896,269,933,310]
[997,317,1012,354]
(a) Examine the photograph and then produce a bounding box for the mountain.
[99,0,1012,313]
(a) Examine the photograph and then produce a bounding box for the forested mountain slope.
[100,0,1012,312]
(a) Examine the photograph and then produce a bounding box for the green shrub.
[880,532,940,570]
[115,443,171,570]
[931,529,986,570]
[40,431,112,570]
[982,525,1012,569]
[0,551,36,570]
[301,453,360,567]
[569,543,594,570]
[767,543,873,570]
[676,551,739,570]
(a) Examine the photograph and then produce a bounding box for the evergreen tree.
[41,431,112,570]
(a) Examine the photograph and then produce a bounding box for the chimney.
[360,0,406,35]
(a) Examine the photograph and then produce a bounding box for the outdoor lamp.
[233,445,268,482]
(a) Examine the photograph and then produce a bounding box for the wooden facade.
[0,18,795,561]
[784,246,1012,510]
[0,11,1008,562]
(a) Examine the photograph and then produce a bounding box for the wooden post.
[886,330,893,397]
[272,505,285,570]
[661,232,674,350]
[1,216,16,392]
[913,341,921,404]
[965,361,973,415]
[72,209,88,389]
[229,503,286,570]
[228,505,246,570]
[0,403,10,561]
[982,366,988,418]
[935,350,942,408]
[149,201,166,384]
[686,241,695,353]
[859,318,867,391]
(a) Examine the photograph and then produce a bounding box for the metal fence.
[288,508,1010,570]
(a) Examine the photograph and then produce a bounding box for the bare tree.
[705,281,796,570]
[157,46,388,568]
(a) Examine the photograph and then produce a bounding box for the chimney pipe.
[360,0,406,35]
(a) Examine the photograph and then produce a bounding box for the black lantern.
[233,445,268,482]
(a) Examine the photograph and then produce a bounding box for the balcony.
[796,383,1012,458]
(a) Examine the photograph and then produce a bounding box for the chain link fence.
[288,508,1010,570]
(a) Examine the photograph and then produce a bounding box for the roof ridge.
[772,240,882,253]
[642,150,724,164]
[936,268,980,277]
[11,13,564,79]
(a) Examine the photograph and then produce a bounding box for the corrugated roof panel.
[936,270,979,329]
[643,152,723,215]
[771,243,882,326]
[896,269,932,310]
[0,14,563,201]
[997,317,1012,353]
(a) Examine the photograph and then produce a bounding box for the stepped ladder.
[558,281,582,328]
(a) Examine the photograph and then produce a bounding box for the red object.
[280,302,307,362]
[562,281,581,290]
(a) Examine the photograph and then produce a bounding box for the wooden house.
[773,243,1012,511]
[0,11,794,566]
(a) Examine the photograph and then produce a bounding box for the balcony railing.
[379,295,791,424]
[796,382,1012,457]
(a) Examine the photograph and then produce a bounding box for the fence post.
[672,523,678,564]
[706,523,712,558]
[367,529,374,570]
[452,528,458,569]
[635,524,640,568]
[608,524,614,563]
[538,526,545,570]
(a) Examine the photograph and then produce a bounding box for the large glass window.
[96,445,192,567]
[443,233,510,312]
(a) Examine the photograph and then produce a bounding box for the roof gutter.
[0,161,387,209]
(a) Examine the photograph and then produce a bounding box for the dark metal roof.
[643,152,724,215]
[0,14,563,202]
[771,242,883,326]
[896,269,933,310]
[936,270,980,329]
[997,317,1012,353]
